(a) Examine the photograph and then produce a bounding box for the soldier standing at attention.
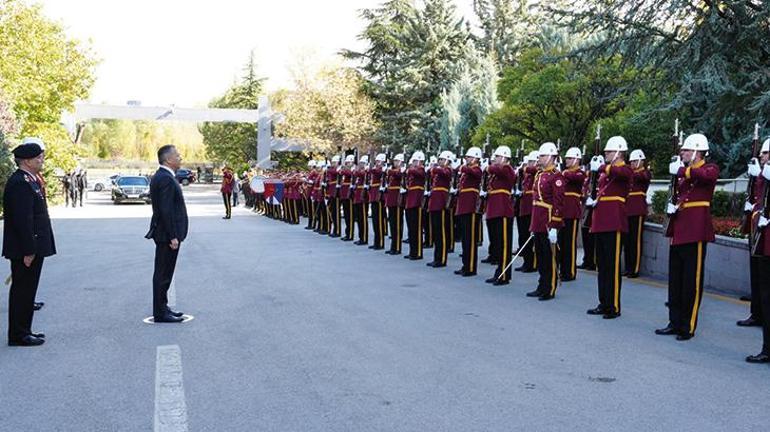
[525,143,564,299]
[352,156,369,245]
[404,151,426,260]
[625,149,651,278]
[585,136,632,319]
[368,154,387,250]
[339,155,355,241]
[454,147,483,277]
[515,152,539,273]
[655,134,719,340]
[483,146,517,285]
[426,151,453,268]
[220,167,233,219]
[326,155,341,238]
[559,147,586,282]
[385,154,405,255]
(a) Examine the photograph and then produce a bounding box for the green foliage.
[651,190,668,215]
[80,120,206,161]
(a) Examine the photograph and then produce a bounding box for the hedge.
[651,189,747,218]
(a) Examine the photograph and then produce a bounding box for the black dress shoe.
[655,326,678,336]
[521,268,537,273]
[739,295,751,302]
[492,280,509,286]
[454,269,465,275]
[626,273,639,279]
[538,294,554,301]
[354,241,367,246]
[167,309,184,318]
[603,312,621,319]
[560,277,575,282]
[462,272,476,277]
[31,332,45,338]
[372,246,384,250]
[514,265,525,272]
[737,316,763,327]
[33,302,44,311]
[676,333,693,341]
[304,226,314,230]
[404,255,412,259]
[526,289,543,297]
[329,234,340,238]
[481,257,494,264]
[154,314,184,323]
[8,335,44,346]
[341,237,353,242]
[409,256,423,261]
[586,306,606,315]
[368,245,376,249]
[745,352,770,363]
[485,277,497,284]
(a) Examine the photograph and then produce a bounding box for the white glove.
[759,216,769,228]
[666,203,678,215]
[479,190,488,198]
[763,163,770,181]
[748,158,761,177]
[548,228,558,244]
[669,156,684,175]
[400,187,407,194]
[585,198,596,208]
[400,167,406,173]
[451,160,461,169]
[336,184,341,189]
[321,182,327,187]
[379,187,385,193]
[364,185,370,190]
[481,159,489,171]
[424,191,431,197]
[514,190,522,197]
[450,187,457,194]
[744,201,754,212]
[589,156,604,172]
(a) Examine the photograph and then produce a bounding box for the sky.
[38,0,477,108]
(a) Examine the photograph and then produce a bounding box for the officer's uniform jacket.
[384,168,403,207]
[529,166,565,233]
[561,166,586,220]
[405,166,425,209]
[590,162,633,234]
[485,164,516,219]
[666,160,719,245]
[2,169,56,259]
[627,167,651,217]
[455,164,482,216]
[427,166,452,211]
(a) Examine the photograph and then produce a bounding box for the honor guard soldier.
[745,138,770,363]
[515,152,539,273]
[315,161,330,234]
[3,138,55,346]
[577,172,597,270]
[526,143,564,299]
[426,151,453,268]
[446,154,461,254]
[484,146,517,285]
[305,161,319,230]
[404,151,426,260]
[454,147,483,277]
[326,156,342,237]
[340,155,355,241]
[368,154,387,250]
[221,167,234,219]
[586,136,632,319]
[656,133,719,340]
[385,154,405,255]
[625,150,651,278]
[560,147,586,282]
[352,156,369,245]
[423,155,437,250]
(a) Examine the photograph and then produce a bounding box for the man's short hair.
[158,145,176,164]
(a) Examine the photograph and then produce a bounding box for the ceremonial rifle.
[446,139,461,210]
[581,125,601,228]
[742,123,761,233]
[513,140,525,213]
[399,144,408,207]
[476,134,491,214]
[663,120,682,233]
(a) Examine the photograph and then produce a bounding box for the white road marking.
[154,345,189,432]
[168,279,176,307]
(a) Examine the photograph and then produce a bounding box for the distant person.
[62,172,72,207]
[68,171,77,207]
[75,169,87,206]
[2,137,56,346]
[232,172,240,207]
[145,145,189,323]
[220,167,233,219]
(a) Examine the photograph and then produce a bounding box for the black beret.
[12,143,43,159]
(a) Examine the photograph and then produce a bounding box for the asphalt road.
[0,184,767,432]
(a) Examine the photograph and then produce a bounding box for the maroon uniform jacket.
[352,168,367,204]
[339,167,353,199]
[368,166,384,202]
[751,176,770,255]
[519,166,537,217]
[385,168,403,208]
[561,166,586,220]
[529,166,565,233]
[405,166,425,209]
[310,171,322,201]
[428,166,452,211]
[627,167,651,217]
[667,160,719,245]
[221,171,234,194]
[325,166,339,199]
[455,164,482,216]
[590,162,633,234]
[485,164,516,219]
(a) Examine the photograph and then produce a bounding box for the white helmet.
[466,146,483,159]
[308,160,316,168]
[681,133,709,152]
[375,153,387,162]
[493,146,511,159]
[332,155,341,163]
[429,155,437,164]
[527,151,540,162]
[604,136,628,152]
[359,155,369,164]
[565,147,582,159]
[538,142,558,156]
[762,139,770,153]
[393,153,405,162]
[344,154,355,163]
[629,149,646,161]
[411,151,425,162]
[439,150,454,161]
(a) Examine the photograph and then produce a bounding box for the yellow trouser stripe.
[470,213,476,273]
[550,242,557,295]
[441,210,447,264]
[690,242,703,333]
[571,220,577,278]
[417,209,422,256]
[635,216,644,273]
[614,231,621,312]
[501,218,508,281]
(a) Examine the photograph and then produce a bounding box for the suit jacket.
[146,167,189,244]
[2,169,56,259]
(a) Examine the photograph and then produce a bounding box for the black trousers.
[341,198,354,239]
[668,242,707,336]
[153,242,179,319]
[558,218,579,280]
[77,187,85,206]
[625,215,645,275]
[459,213,479,274]
[516,215,535,269]
[388,206,403,253]
[487,216,500,263]
[423,207,433,248]
[430,209,448,265]
[476,212,484,246]
[749,254,764,321]
[307,200,316,228]
[446,209,455,253]
[371,201,386,249]
[595,231,624,314]
[405,207,423,258]
[222,192,232,218]
[489,217,514,282]
[317,200,329,233]
[353,202,369,243]
[8,257,44,341]
[756,255,770,353]
[329,197,341,236]
[581,226,596,268]
[534,232,558,296]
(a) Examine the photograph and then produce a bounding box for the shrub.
[651,190,668,215]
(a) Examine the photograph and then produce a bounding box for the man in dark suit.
[145,145,189,323]
[2,137,56,346]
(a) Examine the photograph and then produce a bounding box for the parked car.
[89,175,113,192]
[175,168,196,186]
[111,176,151,204]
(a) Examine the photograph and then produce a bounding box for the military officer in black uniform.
[2,137,56,346]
